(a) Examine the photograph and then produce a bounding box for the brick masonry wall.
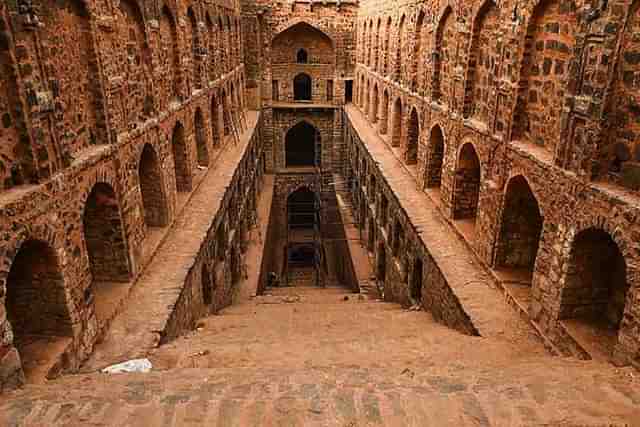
[0,0,252,391]
[354,0,640,367]
[343,117,479,335]
[241,0,357,171]
[164,123,264,342]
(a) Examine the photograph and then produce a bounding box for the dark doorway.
[453,143,481,221]
[294,73,312,101]
[561,229,629,329]
[495,175,543,279]
[171,122,190,192]
[297,48,308,64]
[560,228,630,357]
[285,121,319,167]
[425,125,445,189]
[83,183,130,283]
[288,243,316,267]
[139,144,169,228]
[345,80,353,103]
[287,187,317,230]
[6,240,73,382]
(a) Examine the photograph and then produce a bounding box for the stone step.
[1,362,636,426]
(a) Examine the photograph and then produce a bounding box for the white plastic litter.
[101,358,153,374]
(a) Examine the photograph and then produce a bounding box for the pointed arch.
[391,97,403,147]
[297,48,308,63]
[380,89,390,135]
[6,239,73,382]
[371,84,380,124]
[211,94,220,147]
[452,143,481,221]
[285,120,320,167]
[560,228,630,355]
[494,175,543,277]
[406,107,420,165]
[83,182,131,283]
[294,73,312,101]
[195,108,209,167]
[425,125,445,189]
[171,122,191,192]
[139,144,169,227]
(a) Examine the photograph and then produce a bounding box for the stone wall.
[241,0,357,170]
[354,0,640,367]
[343,117,479,335]
[164,122,265,341]
[0,0,252,391]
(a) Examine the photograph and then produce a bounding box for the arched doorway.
[452,143,481,221]
[139,144,168,228]
[297,48,308,63]
[285,121,319,167]
[194,109,209,167]
[6,240,73,382]
[391,98,402,147]
[494,176,543,281]
[371,85,379,124]
[425,125,445,189]
[287,187,317,231]
[171,122,191,192]
[294,73,312,101]
[211,95,220,147]
[406,108,419,165]
[83,183,131,322]
[560,228,630,356]
[380,90,389,135]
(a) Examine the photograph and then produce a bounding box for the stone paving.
[0,286,638,426]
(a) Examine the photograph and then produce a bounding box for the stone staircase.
[0,286,638,426]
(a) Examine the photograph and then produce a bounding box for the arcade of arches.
[0,0,639,424]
